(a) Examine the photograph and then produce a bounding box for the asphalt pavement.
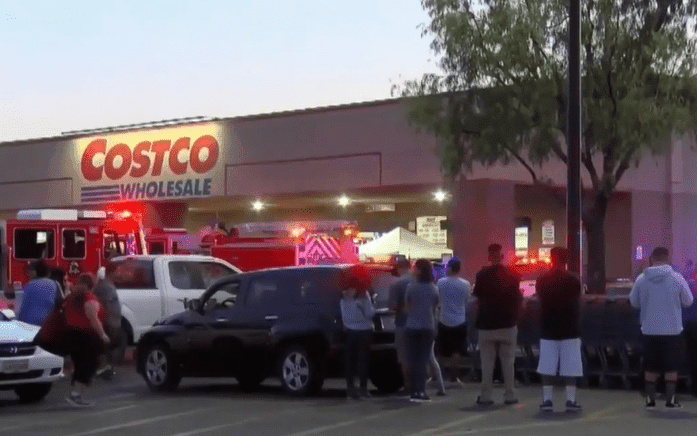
[1,352,696,436]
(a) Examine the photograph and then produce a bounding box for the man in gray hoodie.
[629,247,694,409]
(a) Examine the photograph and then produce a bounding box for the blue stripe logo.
[80,185,121,203]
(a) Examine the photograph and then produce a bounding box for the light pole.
[567,0,582,277]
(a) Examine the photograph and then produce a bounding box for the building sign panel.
[73,123,224,203]
[542,220,555,245]
[416,216,447,247]
[515,226,529,258]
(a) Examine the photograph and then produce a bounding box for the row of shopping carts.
[459,297,692,390]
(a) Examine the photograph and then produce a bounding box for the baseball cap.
[447,257,461,269]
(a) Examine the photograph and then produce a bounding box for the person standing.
[436,257,471,385]
[388,257,413,394]
[94,264,124,380]
[473,244,523,406]
[64,273,111,407]
[535,247,583,412]
[629,247,694,409]
[17,260,62,326]
[405,259,439,402]
[340,285,376,400]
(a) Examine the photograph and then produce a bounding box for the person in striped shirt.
[340,286,376,400]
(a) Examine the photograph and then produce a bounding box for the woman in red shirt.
[63,273,110,407]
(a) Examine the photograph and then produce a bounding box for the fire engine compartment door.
[7,222,59,287]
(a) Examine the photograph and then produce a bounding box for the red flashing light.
[290,227,305,238]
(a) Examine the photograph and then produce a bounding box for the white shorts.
[537,338,583,377]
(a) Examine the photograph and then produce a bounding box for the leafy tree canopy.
[395,0,697,204]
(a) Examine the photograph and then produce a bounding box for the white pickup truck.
[110,255,241,343]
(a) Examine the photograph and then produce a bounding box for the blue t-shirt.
[17,278,59,326]
[405,282,439,331]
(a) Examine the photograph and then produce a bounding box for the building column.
[143,202,188,229]
[670,133,697,271]
[451,178,516,280]
[631,190,672,277]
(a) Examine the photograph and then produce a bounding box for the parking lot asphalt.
[1,352,696,436]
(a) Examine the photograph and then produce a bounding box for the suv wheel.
[278,345,323,396]
[143,345,181,392]
[15,383,52,403]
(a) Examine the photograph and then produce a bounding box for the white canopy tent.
[358,227,453,261]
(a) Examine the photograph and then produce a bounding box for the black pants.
[684,321,697,393]
[345,330,372,390]
[407,329,435,395]
[66,329,103,385]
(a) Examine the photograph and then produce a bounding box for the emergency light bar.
[79,210,108,219]
[17,209,79,221]
[236,220,358,235]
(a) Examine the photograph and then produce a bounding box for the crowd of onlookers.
[10,242,697,412]
[12,260,124,407]
[342,244,697,412]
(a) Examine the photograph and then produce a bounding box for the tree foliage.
[395,0,697,290]
[396,0,697,197]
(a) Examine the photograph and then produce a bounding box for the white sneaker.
[65,393,94,408]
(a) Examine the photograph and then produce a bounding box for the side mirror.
[187,299,202,312]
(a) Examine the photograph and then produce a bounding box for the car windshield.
[0,310,13,321]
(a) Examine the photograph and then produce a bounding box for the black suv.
[135,264,403,396]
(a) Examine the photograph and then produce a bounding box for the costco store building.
[1,98,696,281]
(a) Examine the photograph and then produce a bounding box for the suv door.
[182,278,244,375]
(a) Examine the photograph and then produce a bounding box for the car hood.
[0,320,40,343]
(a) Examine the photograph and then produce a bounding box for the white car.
[0,309,64,403]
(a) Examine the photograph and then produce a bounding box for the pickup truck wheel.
[143,345,181,392]
[15,383,52,403]
[278,345,323,396]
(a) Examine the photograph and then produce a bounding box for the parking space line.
[100,393,136,401]
[168,418,260,436]
[86,404,138,415]
[405,413,490,436]
[283,407,410,436]
[64,407,212,436]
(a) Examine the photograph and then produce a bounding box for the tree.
[394,0,697,293]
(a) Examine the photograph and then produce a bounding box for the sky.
[0,0,441,143]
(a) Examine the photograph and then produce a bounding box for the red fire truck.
[1,208,146,296]
[147,220,361,272]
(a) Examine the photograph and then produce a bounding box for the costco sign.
[74,124,224,203]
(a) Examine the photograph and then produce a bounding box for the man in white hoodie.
[629,247,694,409]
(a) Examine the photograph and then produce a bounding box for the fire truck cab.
[144,228,203,255]
[1,209,146,296]
[208,220,360,272]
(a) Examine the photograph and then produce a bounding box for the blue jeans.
[407,328,435,395]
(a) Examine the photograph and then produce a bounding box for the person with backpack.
[64,273,111,407]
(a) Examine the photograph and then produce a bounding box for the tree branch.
[582,141,600,190]
[550,137,568,165]
[504,145,538,183]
